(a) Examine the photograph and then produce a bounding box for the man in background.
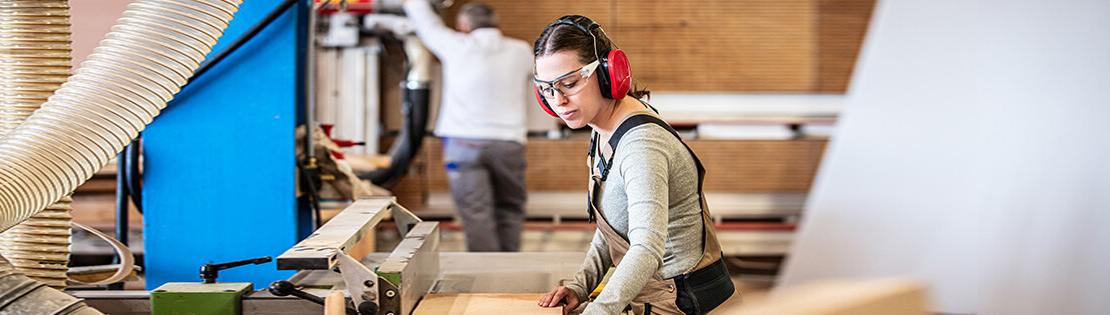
[373,1,533,252]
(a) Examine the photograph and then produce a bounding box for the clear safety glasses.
[533,60,600,100]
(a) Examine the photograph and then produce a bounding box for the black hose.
[114,152,129,247]
[111,150,130,290]
[185,0,300,86]
[123,138,142,214]
[367,87,430,188]
[297,160,323,228]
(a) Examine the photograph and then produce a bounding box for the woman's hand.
[538,286,581,315]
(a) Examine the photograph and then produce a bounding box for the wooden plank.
[277,198,394,270]
[737,279,928,315]
[613,0,817,92]
[445,0,820,92]
[816,0,877,92]
[438,0,871,93]
[413,294,561,315]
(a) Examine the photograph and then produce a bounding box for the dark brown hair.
[458,2,498,29]
[533,17,650,100]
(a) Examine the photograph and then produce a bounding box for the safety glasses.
[533,60,600,101]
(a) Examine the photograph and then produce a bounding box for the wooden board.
[439,0,873,93]
[413,294,561,315]
[613,0,817,92]
[737,279,928,315]
[816,0,877,92]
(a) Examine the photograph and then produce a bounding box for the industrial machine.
[71,197,582,314]
[0,0,786,313]
[0,0,579,314]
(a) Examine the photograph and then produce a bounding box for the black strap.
[595,115,706,187]
[586,113,709,222]
[585,114,722,281]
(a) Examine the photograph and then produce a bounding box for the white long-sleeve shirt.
[403,0,533,143]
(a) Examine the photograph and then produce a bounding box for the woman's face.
[535,51,608,129]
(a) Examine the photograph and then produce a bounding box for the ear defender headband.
[534,15,633,117]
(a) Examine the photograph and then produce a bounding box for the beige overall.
[586,115,726,314]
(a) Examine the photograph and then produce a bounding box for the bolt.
[363,280,374,288]
[385,290,396,298]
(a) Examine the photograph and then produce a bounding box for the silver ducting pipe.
[0,0,74,289]
[0,0,243,236]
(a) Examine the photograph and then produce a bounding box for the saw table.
[75,197,585,315]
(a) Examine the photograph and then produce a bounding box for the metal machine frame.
[278,197,439,315]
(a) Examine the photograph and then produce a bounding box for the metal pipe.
[0,0,244,235]
[306,0,320,163]
[303,0,324,227]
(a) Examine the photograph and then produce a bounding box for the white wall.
[779,0,1110,314]
[70,0,133,68]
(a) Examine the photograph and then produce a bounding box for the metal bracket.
[375,221,439,315]
[338,222,439,315]
[277,197,438,315]
[336,252,378,313]
[277,197,420,270]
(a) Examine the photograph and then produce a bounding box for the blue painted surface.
[142,0,309,289]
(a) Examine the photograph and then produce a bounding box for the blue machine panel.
[143,0,310,289]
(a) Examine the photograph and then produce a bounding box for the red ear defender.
[607,49,632,98]
[534,87,559,117]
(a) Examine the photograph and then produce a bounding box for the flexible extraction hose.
[0,0,244,241]
[0,258,100,315]
[366,35,431,188]
[0,0,74,289]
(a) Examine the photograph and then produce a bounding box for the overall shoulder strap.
[588,103,663,180]
[602,114,706,188]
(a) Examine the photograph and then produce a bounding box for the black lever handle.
[269,280,362,315]
[200,256,272,284]
[268,280,325,304]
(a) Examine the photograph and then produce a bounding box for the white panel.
[649,93,842,118]
[315,49,340,126]
[780,0,1110,314]
[337,47,367,154]
[362,39,381,155]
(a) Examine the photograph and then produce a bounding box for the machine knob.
[357,301,379,315]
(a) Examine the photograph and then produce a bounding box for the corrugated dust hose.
[0,0,242,233]
[0,0,75,289]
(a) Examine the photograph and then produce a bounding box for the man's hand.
[362,14,413,36]
[539,286,581,315]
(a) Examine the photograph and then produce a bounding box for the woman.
[533,16,735,315]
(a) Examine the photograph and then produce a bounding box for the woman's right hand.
[538,285,581,315]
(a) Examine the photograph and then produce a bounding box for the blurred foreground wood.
[734,279,928,315]
[413,294,560,315]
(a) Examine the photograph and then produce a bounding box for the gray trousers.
[443,138,526,252]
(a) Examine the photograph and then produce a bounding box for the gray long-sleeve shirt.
[565,122,705,314]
